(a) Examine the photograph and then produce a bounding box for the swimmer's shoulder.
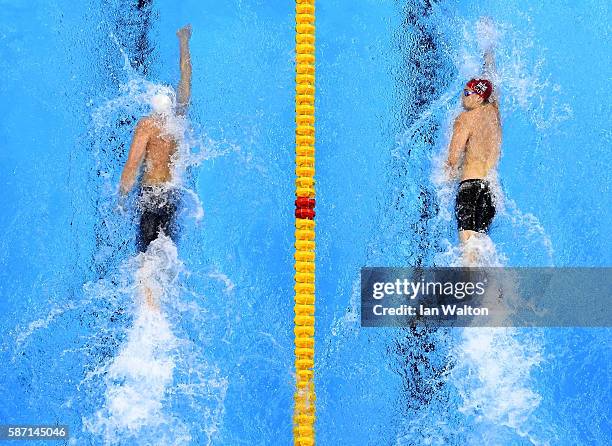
[455,109,476,131]
[469,103,498,121]
[484,102,499,112]
[483,102,501,126]
[139,116,156,128]
[455,110,470,124]
[137,117,164,136]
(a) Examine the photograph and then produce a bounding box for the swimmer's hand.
[476,16,498,52]
[117,193,128,216]
[177,24,192,41]
[444,162,457,181]
[119,177,133,196]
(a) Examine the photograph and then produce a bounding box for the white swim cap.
[150,93,173,114]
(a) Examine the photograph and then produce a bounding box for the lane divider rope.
[294,1,316,445]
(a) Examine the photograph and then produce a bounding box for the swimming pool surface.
[1,1,610,445]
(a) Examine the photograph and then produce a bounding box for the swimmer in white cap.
[119,25,192,310]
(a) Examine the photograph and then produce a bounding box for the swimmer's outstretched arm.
[483,49,496,78]
[119,120,150,195]
[483,48,499,107]
[446,115,470,179]
[176,25,192,116]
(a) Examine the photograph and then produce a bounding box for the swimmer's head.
[150,93,173,115]
[462,78,492,110]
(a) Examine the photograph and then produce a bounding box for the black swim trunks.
[455,179,496,233]
[137,185,179,252]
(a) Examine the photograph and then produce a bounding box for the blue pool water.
[1,1,610,445]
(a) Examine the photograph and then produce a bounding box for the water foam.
[82,291,186,444]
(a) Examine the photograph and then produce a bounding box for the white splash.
[457,17,572,131]
[82,237,183,444]
[475,16,502,55]
[83,304,186,444]
[452,327,542,436]
[81,236,228,446]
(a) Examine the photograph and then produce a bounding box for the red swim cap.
[466,78,493,101]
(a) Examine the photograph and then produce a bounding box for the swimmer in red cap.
[446,47,501,254]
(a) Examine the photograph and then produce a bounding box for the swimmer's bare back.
[125,118,177,188]
[118,116,178,192]
[451,103,501,181]
[141,119,177,184]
